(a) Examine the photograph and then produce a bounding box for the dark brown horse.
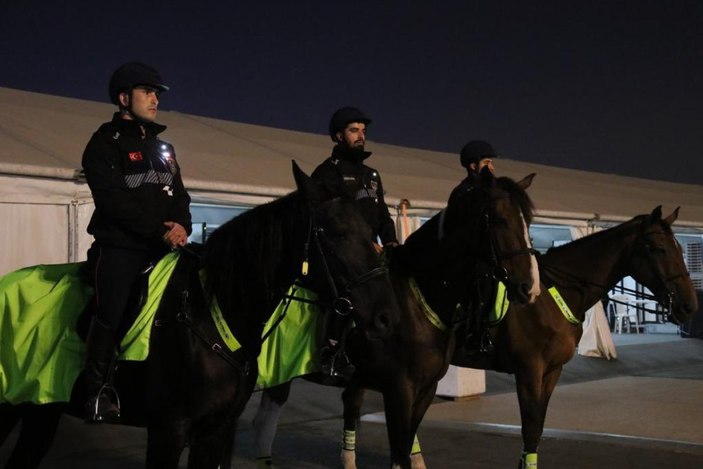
[254,171,541,469]
[0,162,400,468]
[343,206,698,469]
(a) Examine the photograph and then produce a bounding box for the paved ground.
[2,333,702,468]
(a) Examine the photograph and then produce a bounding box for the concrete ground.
[1,332,702,468]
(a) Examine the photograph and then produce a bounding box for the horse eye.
[493,217,509,227]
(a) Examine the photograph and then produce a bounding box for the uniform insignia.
[128,151,143,162]
[370,179,378,192]
[166,157,178,175]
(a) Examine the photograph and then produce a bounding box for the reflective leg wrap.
[255,456,273,468]
[411,434,422,455]
[521,451,538,469]
[341,429,356,451]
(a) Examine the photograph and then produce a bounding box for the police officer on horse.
[81,62,192,422]
[312,106,398,379]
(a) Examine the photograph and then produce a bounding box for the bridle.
[633,222,689,317]
[541,218,689,320]
[482,208,539,283]
[302,208,388,317]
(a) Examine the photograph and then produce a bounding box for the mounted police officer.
[448,139,498,205]
[450,140,500,355]
[312,106,398,379]
[81,62,192,422]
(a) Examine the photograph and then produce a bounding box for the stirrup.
[86,384,121,423]
[320,345,355,378]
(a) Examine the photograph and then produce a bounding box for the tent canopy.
[2,86,702,228]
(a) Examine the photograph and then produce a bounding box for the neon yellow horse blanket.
[0,252,179,404]
[0,252,323,403]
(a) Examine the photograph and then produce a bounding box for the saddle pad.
[0,252,179,404]
[256,284,323,390]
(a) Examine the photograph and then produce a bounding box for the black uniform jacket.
[312,145,397,245]
[82,113,192,251]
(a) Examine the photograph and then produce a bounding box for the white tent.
[2,86,703,275]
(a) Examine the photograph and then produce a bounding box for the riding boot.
[319,310,355,381]
[478,319,495,355]
[83,318,121,423]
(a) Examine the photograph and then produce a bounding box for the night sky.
[1,1,701,185]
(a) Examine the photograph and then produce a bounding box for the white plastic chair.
[609,294,642,334]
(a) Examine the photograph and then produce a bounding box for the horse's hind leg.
[253,382,292,467]
[4,404,61,469]
[340,387,366,469]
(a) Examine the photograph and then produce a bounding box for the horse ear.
[292,160,321,206]
[292,160,310,190]
[650,205,663,221]
[292,160,339,207]
[663,207,680,226]
[517,173,536,190]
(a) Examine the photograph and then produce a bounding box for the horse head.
[444,168,540,305]
[628,205,698,325]
[292,161,399,339]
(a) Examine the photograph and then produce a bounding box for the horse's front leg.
[2,404,62,469]
[252,382,292,468]
[340,386,366,469]
[146,419,188,469]
[188,419,238,469]
[515,365,563,469]
[383,384,415,469]
[406,383,437,469]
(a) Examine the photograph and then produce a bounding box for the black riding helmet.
[109,62,169,105]
[328,106,372,142]
[460,140,498,168]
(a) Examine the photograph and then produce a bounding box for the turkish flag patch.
[128,152,143,162]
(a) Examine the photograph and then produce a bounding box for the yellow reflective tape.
[342,429,356,451]
[547,286,581,324]
[211,296,242,352]
[522,452,538,468]
[409,277,447,332]
[199,270,242,352]
[489,281,510,324]
[411,434,422,455]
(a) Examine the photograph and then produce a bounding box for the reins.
[540,218,688,319]
[156,247,253,375]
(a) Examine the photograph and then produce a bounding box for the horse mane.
[202,192,303,321]
[542,213,664,259]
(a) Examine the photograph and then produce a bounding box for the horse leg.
[252,382,292,468]
[340,386,366,469]
[145,420,188,469]
[0,404,21,447]
[187,420,237,469]
[4,404,61,469]
[515,365,563,469]
[382,385,415,469]
[407,384,437,469]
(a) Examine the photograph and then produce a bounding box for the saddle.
[76,244,204,344]
[75,264,154,343]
